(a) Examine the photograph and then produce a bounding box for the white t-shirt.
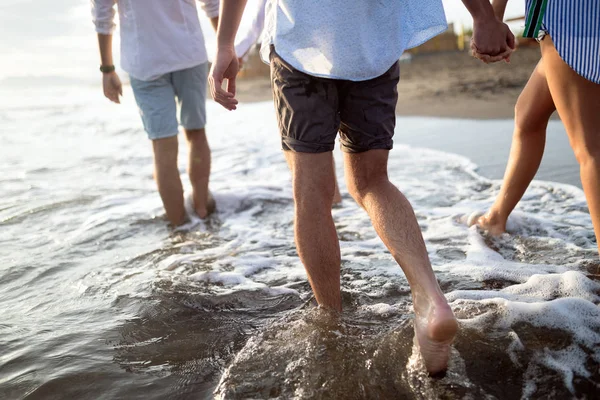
[259,0,448,81]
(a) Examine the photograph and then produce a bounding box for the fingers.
[104,89,119,104]
[507,29,516,50]
[473,47,513,64]
[471,38,514,64]
[113,83,122,104]
[227,77,236,97]
[490,47,513,62]
[471,40,505,58]
[209,75,238,111]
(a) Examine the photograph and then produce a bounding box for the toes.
[467,211,485,227]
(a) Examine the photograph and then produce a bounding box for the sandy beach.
[236,46,580,188]
[236,46,545,119]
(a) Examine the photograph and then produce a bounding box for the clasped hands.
[470,17,516,64]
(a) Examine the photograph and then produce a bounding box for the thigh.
[514,59,556,131]
[172,63,208,131]
[130,75,178,140]
[270,49,339,153]
[338,62,399,153]
[540,36,600,152]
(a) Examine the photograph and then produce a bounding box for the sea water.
[0,85,598,399]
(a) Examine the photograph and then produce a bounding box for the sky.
[0,0,526,83]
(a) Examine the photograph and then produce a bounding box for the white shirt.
[91,0,219,81]
[234,0,267,58]
[259,0,448,81]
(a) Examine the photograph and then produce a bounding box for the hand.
[471,16,515,63]
[102,71,122,104]
[471,38,514,64]
[208,46,239,110]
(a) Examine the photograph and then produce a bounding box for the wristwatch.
[100,65,116,73]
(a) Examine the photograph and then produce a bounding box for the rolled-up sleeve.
[91,0,117,35]
[198,0,220,19]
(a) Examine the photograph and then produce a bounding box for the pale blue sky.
[0,0,526,82]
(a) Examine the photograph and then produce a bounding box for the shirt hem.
[544,27,600,85]
[259,24,447,82]
[125,58,209,82]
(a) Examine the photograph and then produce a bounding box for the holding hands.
[471,16,516,63]
[469,0,516,64]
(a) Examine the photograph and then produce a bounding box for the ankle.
[412,287,448,313]
[169,211,187,227]
[484,207,507,225]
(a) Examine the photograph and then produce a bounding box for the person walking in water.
[209,0,515,375]
[92,0,219,225]
[471,0,600,255]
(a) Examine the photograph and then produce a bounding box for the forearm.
[461,0,496,22]
[492,0,509,20]
[217,0,248,48]
[98,34,114,66]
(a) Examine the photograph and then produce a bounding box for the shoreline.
[234,47,580,188]
[235,47,549,120]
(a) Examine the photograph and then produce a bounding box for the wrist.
[100,65,115,74]
[472,7,496,24]
[216,41,235,52]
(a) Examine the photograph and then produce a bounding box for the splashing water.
[0,86,598,399]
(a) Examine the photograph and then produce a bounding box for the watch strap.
[100,65,116,73]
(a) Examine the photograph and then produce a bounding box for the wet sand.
[235,47,581,188]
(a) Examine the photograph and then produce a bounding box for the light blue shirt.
[260,0,447,81]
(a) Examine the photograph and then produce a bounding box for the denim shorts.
[130,63,208,140]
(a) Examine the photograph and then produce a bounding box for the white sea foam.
[3,88,598,398]
[194,101,598,396]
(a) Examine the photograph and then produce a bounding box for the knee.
[292,173,335,211]
[152,136,178,164]
[572,136,600,167]
[185,128,207,143]
[514,101,550,137]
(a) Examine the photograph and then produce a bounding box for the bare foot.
[194,190,216,219]
[413,298,458,376]
[468,210,507,236]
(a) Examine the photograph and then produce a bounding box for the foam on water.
[1,87,598,398]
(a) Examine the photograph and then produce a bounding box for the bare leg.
[185,128,215,218]
[541,36,600,253]
[286,151,342,312]
[474,60,556,235]
[344,149,457,375]
[286,152,342,207]
[332,156,342,205]
[152,136,186,226]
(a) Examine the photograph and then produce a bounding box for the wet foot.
[413,300,458,376]
[467,210,507,236]
[194,190,216,219]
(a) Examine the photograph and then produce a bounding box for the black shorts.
[270,48,399,153]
